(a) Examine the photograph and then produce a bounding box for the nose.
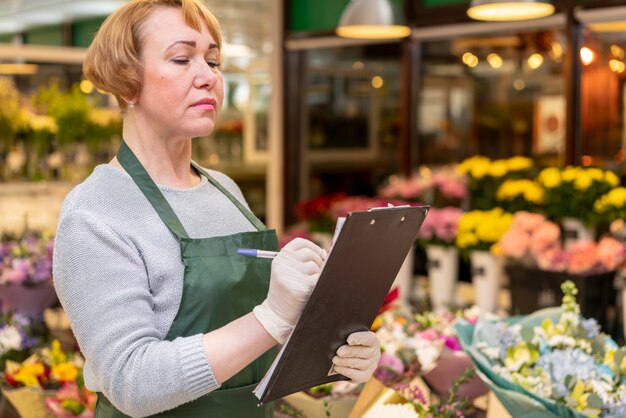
[195,62,220,89]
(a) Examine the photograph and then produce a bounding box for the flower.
[539,166,619,225]
[496,179,544,213]
[595,187,626,224]
[417,207,462,247]
[457,156,535,211]
[379,175,429,202]
[456,208,513,254]
[294,193,346,233]
[363,403,419,418]
[0,232,54,286]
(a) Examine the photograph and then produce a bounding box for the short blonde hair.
[84,0,222,111]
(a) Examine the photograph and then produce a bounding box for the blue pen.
[237,248,279,259]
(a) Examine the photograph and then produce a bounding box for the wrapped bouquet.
[456,281,626,417]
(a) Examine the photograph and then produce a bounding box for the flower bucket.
[0,281,58,317]
[392,245,415,306]
[282,391,358,418]
[425,245,458,312]
[422,348,488,401]
[1,386,56,418]
[561,217,595,250]
[470,251,503,313]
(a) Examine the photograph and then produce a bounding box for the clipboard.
[254,204,430,403]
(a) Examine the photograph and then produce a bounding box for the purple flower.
[536,348,597,397]
[581,318,600,339]
[375,353,404,382]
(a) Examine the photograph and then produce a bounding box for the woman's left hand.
[331,331,381,383]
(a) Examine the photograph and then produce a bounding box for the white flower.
[363,404,419,418]
[547,335,576,348]
[0,325,22,354]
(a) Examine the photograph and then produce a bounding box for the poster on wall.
[534,95,565,155]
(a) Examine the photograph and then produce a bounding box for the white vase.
[562,217,596,250]
[391,244,415,305]
[425,245,459,312]
[470,250,503,313]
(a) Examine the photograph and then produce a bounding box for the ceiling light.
[609,59,625,73]
[336,0,410,40]
[371,76,384,89]
[611,45,625,60]
[467,0,554,21]
[513,79,526,90]
[588,21,626,32]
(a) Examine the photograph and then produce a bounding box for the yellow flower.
[538,167,561,188]
[605,171,620,187]
[524,184,543,203]
[587,168,604,182]
[489,160,508,178]
[456,231,478,249]
[506,156,533,172]
[574,174,593,191]
[561,166,580,182]
[456,156,490,176]
[469,161,490,179]
[52,362,78,383]
[13,363,45,388]
[567,380,601,418]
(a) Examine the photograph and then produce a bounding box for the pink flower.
[433,174,468,200]
[536,246,569,272]
[529,222,561,255]
[416,328,439,341]
[443,336,462,351]
[597,237,626,271]
[375,353,404,381]
[499,230,529,258]
[418,207,462,244]
[567,241,599,274]
[511,211,546,233]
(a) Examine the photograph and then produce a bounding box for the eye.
[206,60,221,70]
[172,58,190,65]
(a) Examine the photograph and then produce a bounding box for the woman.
[52,0,380,417]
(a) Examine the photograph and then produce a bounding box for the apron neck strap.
[117,140,190,239]
[190,161,266,231]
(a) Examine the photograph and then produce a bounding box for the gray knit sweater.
[52,164,258,417]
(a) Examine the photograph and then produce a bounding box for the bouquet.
[496,179,544,213]
[456,281,626,417]
[455,208,513,257]
[430,165,468,207]
[538,166,619,225]
[417,207,462,248]
[2,340,92,418]
[456,156,534,210]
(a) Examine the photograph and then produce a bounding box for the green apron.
[95,141,277,418]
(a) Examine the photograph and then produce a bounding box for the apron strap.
[117,141,190,239]
[191,161,266,231]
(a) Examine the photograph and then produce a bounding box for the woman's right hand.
[253,238,326,344]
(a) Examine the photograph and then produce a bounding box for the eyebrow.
[165,40,219,51]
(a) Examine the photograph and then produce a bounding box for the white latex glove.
[332,331,381,383]
[253,238,326,344]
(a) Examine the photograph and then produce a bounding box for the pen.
[237,248,279,259]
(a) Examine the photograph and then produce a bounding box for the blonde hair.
[83,0,222,111]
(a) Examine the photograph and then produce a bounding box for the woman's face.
[135,7,224,140]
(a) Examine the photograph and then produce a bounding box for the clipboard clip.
[368,204,411,211]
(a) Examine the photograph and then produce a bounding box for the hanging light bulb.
[580,47,595,66]
[487,53,504,69]
[336,0,411,39]
[527,53,544,69]
[467,0,554,22]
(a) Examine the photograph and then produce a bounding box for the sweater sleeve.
[53,208,220,417]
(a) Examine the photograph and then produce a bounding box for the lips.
[191,98,217,111]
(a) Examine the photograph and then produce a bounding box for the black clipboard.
[254,204,430,403]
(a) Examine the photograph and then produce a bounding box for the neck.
[113,117,201,189]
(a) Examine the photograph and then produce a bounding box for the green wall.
[24,25,63,46]
[290,0,404,32]
[72,18,105,47]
